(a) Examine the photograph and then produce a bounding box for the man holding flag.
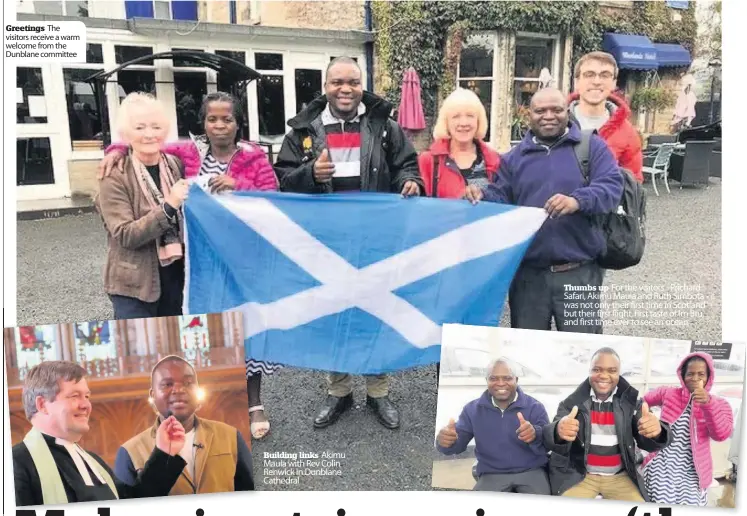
[273,56,424,430]
[436,358,550,493]
[542,347,671,501]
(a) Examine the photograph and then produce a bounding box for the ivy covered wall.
[372,0,697,119]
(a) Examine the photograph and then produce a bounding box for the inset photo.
[4,312,254,507]
[432,324,743,509]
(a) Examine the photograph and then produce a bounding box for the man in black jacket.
[542,347,671,501]
[274,56,424,431]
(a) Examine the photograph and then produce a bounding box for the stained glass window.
[14,325,61,373]
[179,314,210,365]
[74,321,117,362]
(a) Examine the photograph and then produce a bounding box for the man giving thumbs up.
[543,347,670,502]
[435,358,551,493]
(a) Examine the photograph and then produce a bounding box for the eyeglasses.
[581,71,616,81]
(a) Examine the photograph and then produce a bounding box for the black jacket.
[273,91,423,194]
[542,377,671,501]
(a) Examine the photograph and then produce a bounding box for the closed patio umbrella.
[397,67,426,132]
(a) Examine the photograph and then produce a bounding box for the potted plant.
[511,103,531,143]
[630,87,677,133]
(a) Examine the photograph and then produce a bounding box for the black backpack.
[573,129,646,270]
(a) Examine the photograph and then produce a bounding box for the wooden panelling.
[8,366,250,465]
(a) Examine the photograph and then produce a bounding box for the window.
[115,46,156,102]
[512,35,558,140]
[14,325,61,373]
[513,36,555,108]
[173,48,208,137]
[74,321,117,363]
[115,45,154,65]
[17,138,54,186]
[457,33,494,141]
[216,50,249,136]
[175,72,207,137]
[17,67,47,124]
[64,44,108,151]
[295,69,322,113]
[229,0,237,24]
[255,53,286,139]
[32,0,89,16]
[124,1,197,20]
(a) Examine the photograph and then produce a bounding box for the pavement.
[15,179,722,490]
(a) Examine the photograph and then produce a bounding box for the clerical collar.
[53,436,106,486]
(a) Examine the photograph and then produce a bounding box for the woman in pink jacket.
[99,92,279,441]
[642,352,734,506]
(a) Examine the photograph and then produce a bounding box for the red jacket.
[568,92,643,183]
[417,139,500,198]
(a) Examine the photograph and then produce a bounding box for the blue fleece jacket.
[436,387,549,476]
[483,123,623,267]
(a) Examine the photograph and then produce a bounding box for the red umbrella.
[397,67,426,131]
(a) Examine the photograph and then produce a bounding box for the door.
[16,65,71,201]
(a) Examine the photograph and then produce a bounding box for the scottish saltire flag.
[183,186,546,374]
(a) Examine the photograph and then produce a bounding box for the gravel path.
[15,179,721,490]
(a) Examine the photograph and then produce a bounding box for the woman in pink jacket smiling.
[642,352,734,506]
[99,92,280,440]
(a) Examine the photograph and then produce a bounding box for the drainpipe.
[364,0,374,92]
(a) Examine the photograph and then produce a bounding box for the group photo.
[11,0,725,495]
[432,324,742,508]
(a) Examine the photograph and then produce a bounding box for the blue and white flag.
[183,186,546,374]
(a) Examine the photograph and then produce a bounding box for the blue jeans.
[110,259,184,319]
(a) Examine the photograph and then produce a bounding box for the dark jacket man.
[543,376,672,501]
[274,91,423,195]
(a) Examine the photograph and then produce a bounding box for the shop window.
[295,69,322,113]
[257,76,286,138]
[64,69,109,151]
[17,67,47,124]
[457,33,495,141]
[33,0,89,16]
[17,138,54,186]
[175,71,208,137]
[115,45,154,65]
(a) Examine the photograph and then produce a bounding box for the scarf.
[131,152,183,266]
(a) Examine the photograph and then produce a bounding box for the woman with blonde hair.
[96,92,189,319]
[418,88,500,199]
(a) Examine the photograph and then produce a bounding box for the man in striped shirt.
[543,347,671,501]
[274,57,423,431]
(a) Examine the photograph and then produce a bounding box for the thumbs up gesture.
[557,406,580,442]
[692,380,710,404]
[437,418,459,448]
[637,401,662,439]
[313,148,335,183]
[516,412,537,443]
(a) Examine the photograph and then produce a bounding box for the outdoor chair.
[642,143,676,196]
[668,140,716,188]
